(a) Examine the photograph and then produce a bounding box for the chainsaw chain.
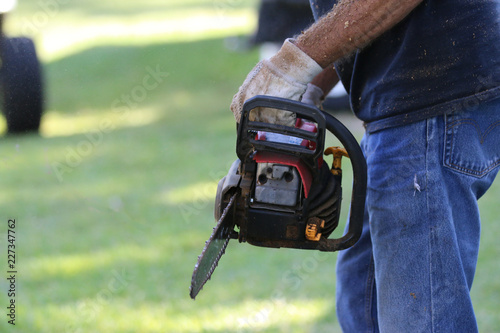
[190,193,236,299]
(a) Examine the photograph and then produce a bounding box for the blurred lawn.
[0,0,499,332]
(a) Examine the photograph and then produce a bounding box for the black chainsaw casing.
[189,95,368,300]
[233,96,367,252]
[245,208,316,248]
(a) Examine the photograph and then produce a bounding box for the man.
[230,0,500,331]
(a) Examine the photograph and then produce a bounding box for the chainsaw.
[190,95,367,299]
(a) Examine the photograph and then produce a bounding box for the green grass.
[0,1,499,332]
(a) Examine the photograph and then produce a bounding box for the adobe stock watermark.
[177,159,236,224]
[213,0,244,20]
[8,0,69,52]
[237,250,332,331]
[64,268,135,333]
[50,64,169,182]
[450,73,500,114]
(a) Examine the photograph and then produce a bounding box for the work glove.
[230,39,323,126]
[300,83,325,109]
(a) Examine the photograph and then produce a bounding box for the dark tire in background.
[0,37,43,134]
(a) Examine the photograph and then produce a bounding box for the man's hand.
[230,39,323,126]
[301,83,325,108]
[231,0,424,125]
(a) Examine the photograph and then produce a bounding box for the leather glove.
[230,39,323,126]
[300,83,325,109]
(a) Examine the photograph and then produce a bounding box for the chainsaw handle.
[319,113,367,251]
[236,95,326,166]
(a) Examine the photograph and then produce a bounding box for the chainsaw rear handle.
[321,110,367,251]
[237,95,367,251]
[237,95,326,172]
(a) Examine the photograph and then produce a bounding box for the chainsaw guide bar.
[190,193,237,299]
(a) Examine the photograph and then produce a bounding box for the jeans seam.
[364,254,376,333]
[429,227,436,333]
[427,118,436,333]
[444,117,500,177]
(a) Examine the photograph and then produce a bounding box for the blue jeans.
[336,96,500,332]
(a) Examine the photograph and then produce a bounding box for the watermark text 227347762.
[6,219,16,325]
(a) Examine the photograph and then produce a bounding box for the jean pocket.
[444,100,500,177]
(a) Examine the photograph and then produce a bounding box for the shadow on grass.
[0,33,356,331]
[0,33,498,332]
[43,37,258,114]
[12,0,255,23]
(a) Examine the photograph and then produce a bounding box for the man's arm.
[301,66,340,108]
[299,0,423,107]
[230,0,424,123]
[311,66,340,98]
[296,0,424,67]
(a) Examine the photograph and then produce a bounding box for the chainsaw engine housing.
[254,162,301,207]
[232,97,351,251]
